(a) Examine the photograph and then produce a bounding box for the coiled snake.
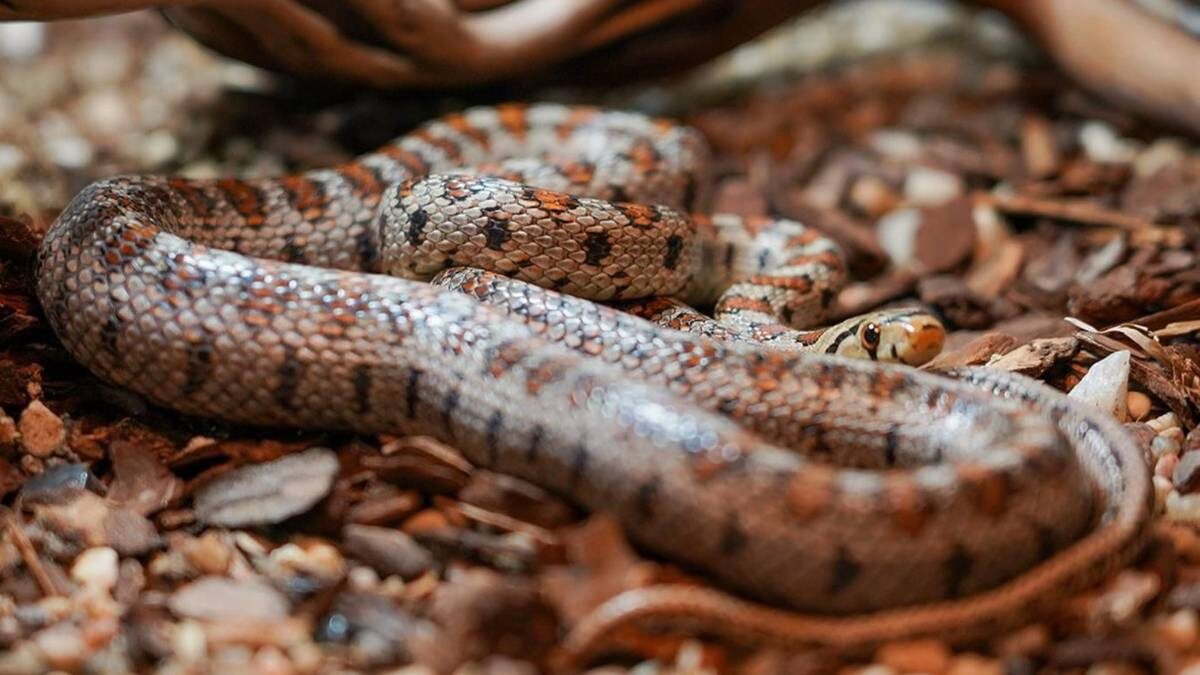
[36,104,1152,656]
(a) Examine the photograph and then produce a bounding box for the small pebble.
[18,400,64,457]
[1086,664,1148,675]
[180,531,233,575]
[848,174,900,218]
[1125,391,1151,421]
[876,208,921,267]
[1157,608,1199,650]
[946,653,1003,675]
[870,129,922,161]
[1148,412,1181,434]
[1167,490,1200,521]
[75,88,133,138]
[0,22,45,60]
[1175,452,1200,493]
[1133,138,1187,176]
[269,540,345,581]
[0,408,14,444]
[403,509,451,534]
[1093,570,1160,624]
[904,166,963,206]
[993,623,1050,657]
[1079,121,1139,164]
[43,134,95,170]
[1156,476,1175,512]
[287,642,323,673]
[875,639,951,674]
[137,129,179,166]
[34,622,87,672]
[1154,427,1185,458]
[71,547,119,593]
[173,621,207,663]
[388,667,438,675]
[1068,351,1130,421]
[0,144,26,177]
[1156,453,1179,479]
[251,646,296,675]
[346,565,380,591]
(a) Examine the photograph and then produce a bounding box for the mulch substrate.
[2,9,1200,675]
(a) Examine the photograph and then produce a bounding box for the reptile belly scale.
[35,103,1152,652]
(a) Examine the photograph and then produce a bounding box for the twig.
[975,191,1158,230]
[2,508,62,597]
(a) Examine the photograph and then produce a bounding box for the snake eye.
[860,322,881,349]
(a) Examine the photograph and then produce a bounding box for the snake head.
[820,309,945,366]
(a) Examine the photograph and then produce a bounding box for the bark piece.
[193,447,339,527]
[169,576,289,622]
[343,524,435,581]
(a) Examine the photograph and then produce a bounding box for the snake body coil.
[36,104,1152,648]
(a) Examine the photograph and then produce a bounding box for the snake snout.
[886,312,945,366]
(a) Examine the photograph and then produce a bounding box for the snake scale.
[36,103,1152,654]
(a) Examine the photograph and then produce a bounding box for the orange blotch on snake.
[958,464,1009,518]
[747,275,814,291]
[532,189,571,212]
[787,466,837,521]
[620,203,656,226]
[497,103,528,139]
[885,477,931,535]
[689,448,745,482]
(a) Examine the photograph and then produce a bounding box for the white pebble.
[76,89,133,137]
[876,208,921,267]
[0,144,26,176]
[0,23,45,60]
[1069,351,1131,421]
[173,621,207,662]
[1079,121,1140,164]
[1153,427,1185,458]
[870,129,922,161]
[43,135,94,170]
[137,130,179,166]
[904,166,963,207]
[1156,454,1179,478]
[71,547,119,593]
[1148,412,1181,434]
[1166,490,1200,521]
[1134,138,1187,177]
[1154,476,1174,512]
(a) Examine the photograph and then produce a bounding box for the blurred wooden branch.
[4,0,1200,135]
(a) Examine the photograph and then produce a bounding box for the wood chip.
[342,524,435,581]
[169,576,289,622]
[986,337,1079,378]
[17,400,63,458]
[107,440,182,517]
[193,447,339,527]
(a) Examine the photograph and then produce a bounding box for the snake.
[35,103,1152,657]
